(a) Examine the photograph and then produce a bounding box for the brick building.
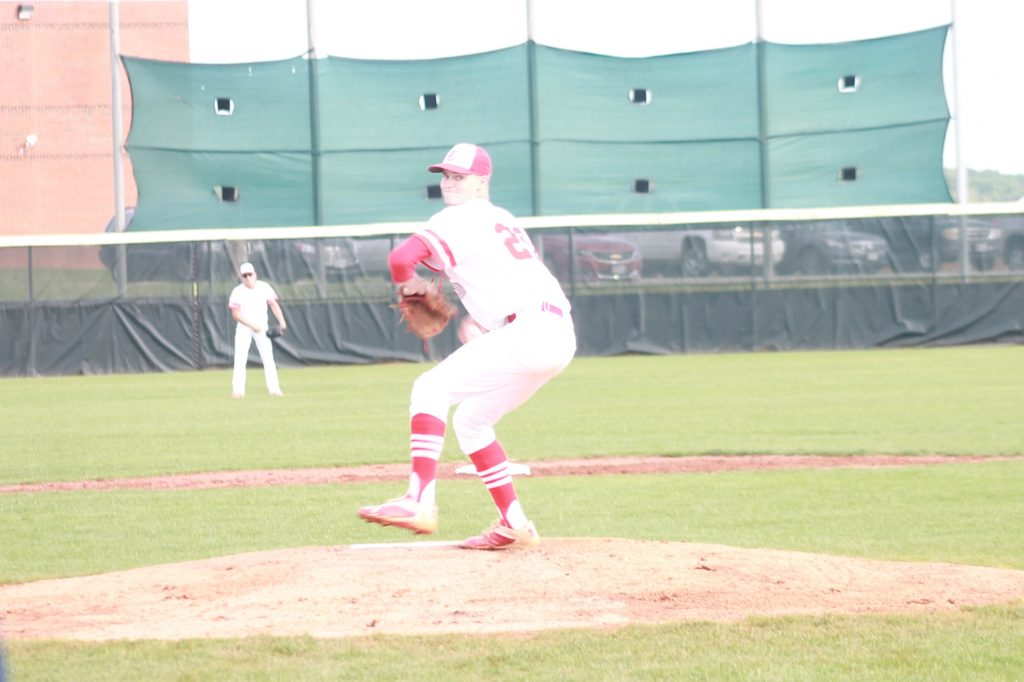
[1,1,188,237]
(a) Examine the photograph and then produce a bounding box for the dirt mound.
[3,538,1024,641]
[3,456,1020,641]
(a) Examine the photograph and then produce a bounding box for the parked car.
[933,216,1001,271]
[993,213,1024,270]
[350,235,401,278]
[775,221,889,276]
[609,224,786,277]
[841,216,936,273]
[534,232,642,282]
[848,215,1002,273]
[100,208,360,283]
[267,237,360,282]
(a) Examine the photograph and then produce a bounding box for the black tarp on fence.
[2,280,1022,378]
[2,214,1023,377]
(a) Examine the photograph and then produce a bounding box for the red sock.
[468,441,519,527]
[408,413,445,502]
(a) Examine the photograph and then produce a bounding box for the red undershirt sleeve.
[388,235,434,284]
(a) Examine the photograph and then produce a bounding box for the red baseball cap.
[428,143,492,177]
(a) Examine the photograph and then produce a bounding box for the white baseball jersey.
[228,280,278,328]
[416,198,570,331]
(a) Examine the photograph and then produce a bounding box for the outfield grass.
[7,607,1023,682]
[1,346,1022,680]
[2,461,1023,583]
[2,345,1022,485]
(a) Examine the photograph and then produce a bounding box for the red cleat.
[459,520,540,550]
[357,496,438,535]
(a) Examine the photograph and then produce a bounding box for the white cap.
[239,262,255,275]
[428,143,492,176]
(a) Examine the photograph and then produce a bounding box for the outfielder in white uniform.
[358,143,577,550]
[228,262,287,398]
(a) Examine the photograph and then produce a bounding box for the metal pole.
[525,0,540,216]
[109,0,127,295]
[753,0,775,285]
[27,247,36,375]
[753,0,768,209]
[948,0,969,280]
[949,0,967,205]
[306,0,323,225]
[306,0,327,297]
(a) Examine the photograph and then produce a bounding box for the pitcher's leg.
[450,373,552,454]
[357,412,444,535]
[357,355,459,536]
[467,440,527,529]
[406,413,445,507]
[459,439,540,550]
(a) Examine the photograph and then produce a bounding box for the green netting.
[124,56,311,151]
[768,120,951,207]
[122,27,951,230]
[129,149,315,229]
[318,47,531,150]
[763,26,950,135]
[536,140,763,213]
[533,43,760,142]
[320,142,535,224]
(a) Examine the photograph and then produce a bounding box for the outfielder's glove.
[394,283,457,340]
[266,326,285,339]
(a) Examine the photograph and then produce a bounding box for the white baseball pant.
[232,325,281,396]
[410,306,576,454]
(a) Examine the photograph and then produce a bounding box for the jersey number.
[496,224,537,260]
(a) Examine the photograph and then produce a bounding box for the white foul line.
[349,540,463,551]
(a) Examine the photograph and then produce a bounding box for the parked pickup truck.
[608,224,785,278]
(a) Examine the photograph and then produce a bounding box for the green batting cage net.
[122,26,951,231]
[6,25,1004,378]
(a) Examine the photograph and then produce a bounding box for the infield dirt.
[2,455,1022,641]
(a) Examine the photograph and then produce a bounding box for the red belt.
[506,302,563,324]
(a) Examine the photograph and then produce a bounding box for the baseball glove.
[394,284,457,340]
[266,326,285,339]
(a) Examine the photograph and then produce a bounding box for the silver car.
[610,224,785,277]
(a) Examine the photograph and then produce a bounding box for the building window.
[419,94,440,111]
[839,167,858,182]
[633,179,652,194]
[425,184,442,199]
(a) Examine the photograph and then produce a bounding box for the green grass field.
[1,345,1022,680]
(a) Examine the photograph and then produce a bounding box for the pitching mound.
[3,538,1024,641]
[3,456,1021,641]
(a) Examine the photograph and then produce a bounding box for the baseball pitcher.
[358,143,577,549]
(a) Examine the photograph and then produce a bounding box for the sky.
[187,0,1024,176]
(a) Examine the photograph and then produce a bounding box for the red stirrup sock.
[468,440,525,529]
[408,413,445,504]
